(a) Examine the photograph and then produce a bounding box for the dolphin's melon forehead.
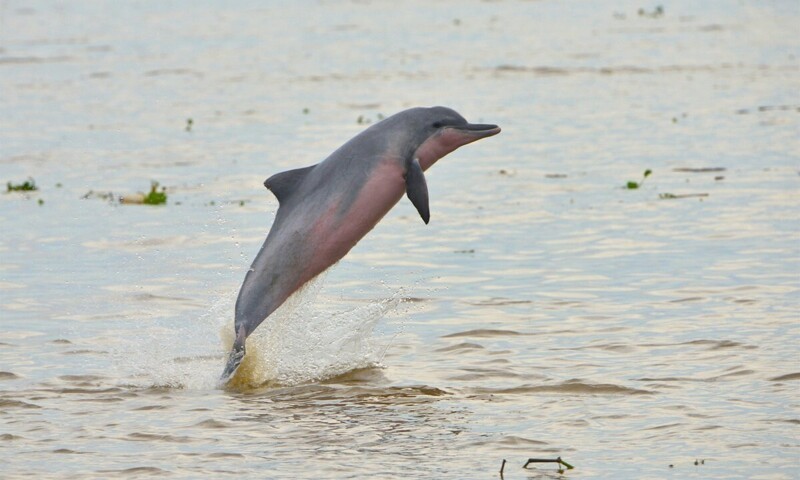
[427,105,461,116]
[396,106,467,123]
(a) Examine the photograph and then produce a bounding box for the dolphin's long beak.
[416,121,501,170]
[451,123,502,139]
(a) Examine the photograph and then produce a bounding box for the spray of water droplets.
[111,275,403,391]
[225,275,404,389]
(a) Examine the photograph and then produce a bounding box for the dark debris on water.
[673,167,726,173]
[659,192,709,200]
[501,456,575,478]
[6,177,38,192]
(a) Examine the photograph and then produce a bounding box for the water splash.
[225,275,402,390]
[112,276,402,391]
[110,292,234,390]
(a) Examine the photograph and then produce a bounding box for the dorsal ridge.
[263,165,315,204]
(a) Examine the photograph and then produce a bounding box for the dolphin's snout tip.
[485,125,501,137]
[458,123,501,137]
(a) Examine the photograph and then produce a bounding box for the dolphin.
[220,106,500,383]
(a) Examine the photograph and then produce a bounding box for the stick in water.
[523,456,575,471]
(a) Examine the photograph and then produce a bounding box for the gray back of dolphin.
[220,106,500,384]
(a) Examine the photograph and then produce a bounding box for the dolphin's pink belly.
[302,160,406,283]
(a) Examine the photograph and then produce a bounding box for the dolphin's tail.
[219,327,246,386]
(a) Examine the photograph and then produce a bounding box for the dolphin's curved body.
[220,106,500,383]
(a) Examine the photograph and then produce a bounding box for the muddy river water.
[1,1,798,478]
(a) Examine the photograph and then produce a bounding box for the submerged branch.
[523,456,575,471]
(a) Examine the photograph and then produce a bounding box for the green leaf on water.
[143,181,167,205]
[626,181,640,189]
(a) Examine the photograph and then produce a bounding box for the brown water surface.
[1,1,798,479]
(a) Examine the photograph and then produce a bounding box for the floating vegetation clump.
[625,169,652,189]
[7,178,38,192]
[143,181,168,205]
[120,181,168,205]
[356,113,385,125]
[638,5,664,18]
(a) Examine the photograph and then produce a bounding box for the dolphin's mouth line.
[448,123,502,137]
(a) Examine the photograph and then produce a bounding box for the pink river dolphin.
[221,106,501,383]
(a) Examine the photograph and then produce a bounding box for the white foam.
[112,276,402,390]
[109,291,233,390]
[231,275,403,387]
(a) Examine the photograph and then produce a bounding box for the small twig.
[659,192,709,200]
[499,459,506,478]
[523,456,575,470]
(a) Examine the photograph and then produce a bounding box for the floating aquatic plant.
[7,177,38,192]
[143,181,168,205]
[625,169,652,189]
[356,113,384,124]
[638,5,664,18]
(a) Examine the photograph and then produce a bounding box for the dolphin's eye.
[432,121,443,129]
